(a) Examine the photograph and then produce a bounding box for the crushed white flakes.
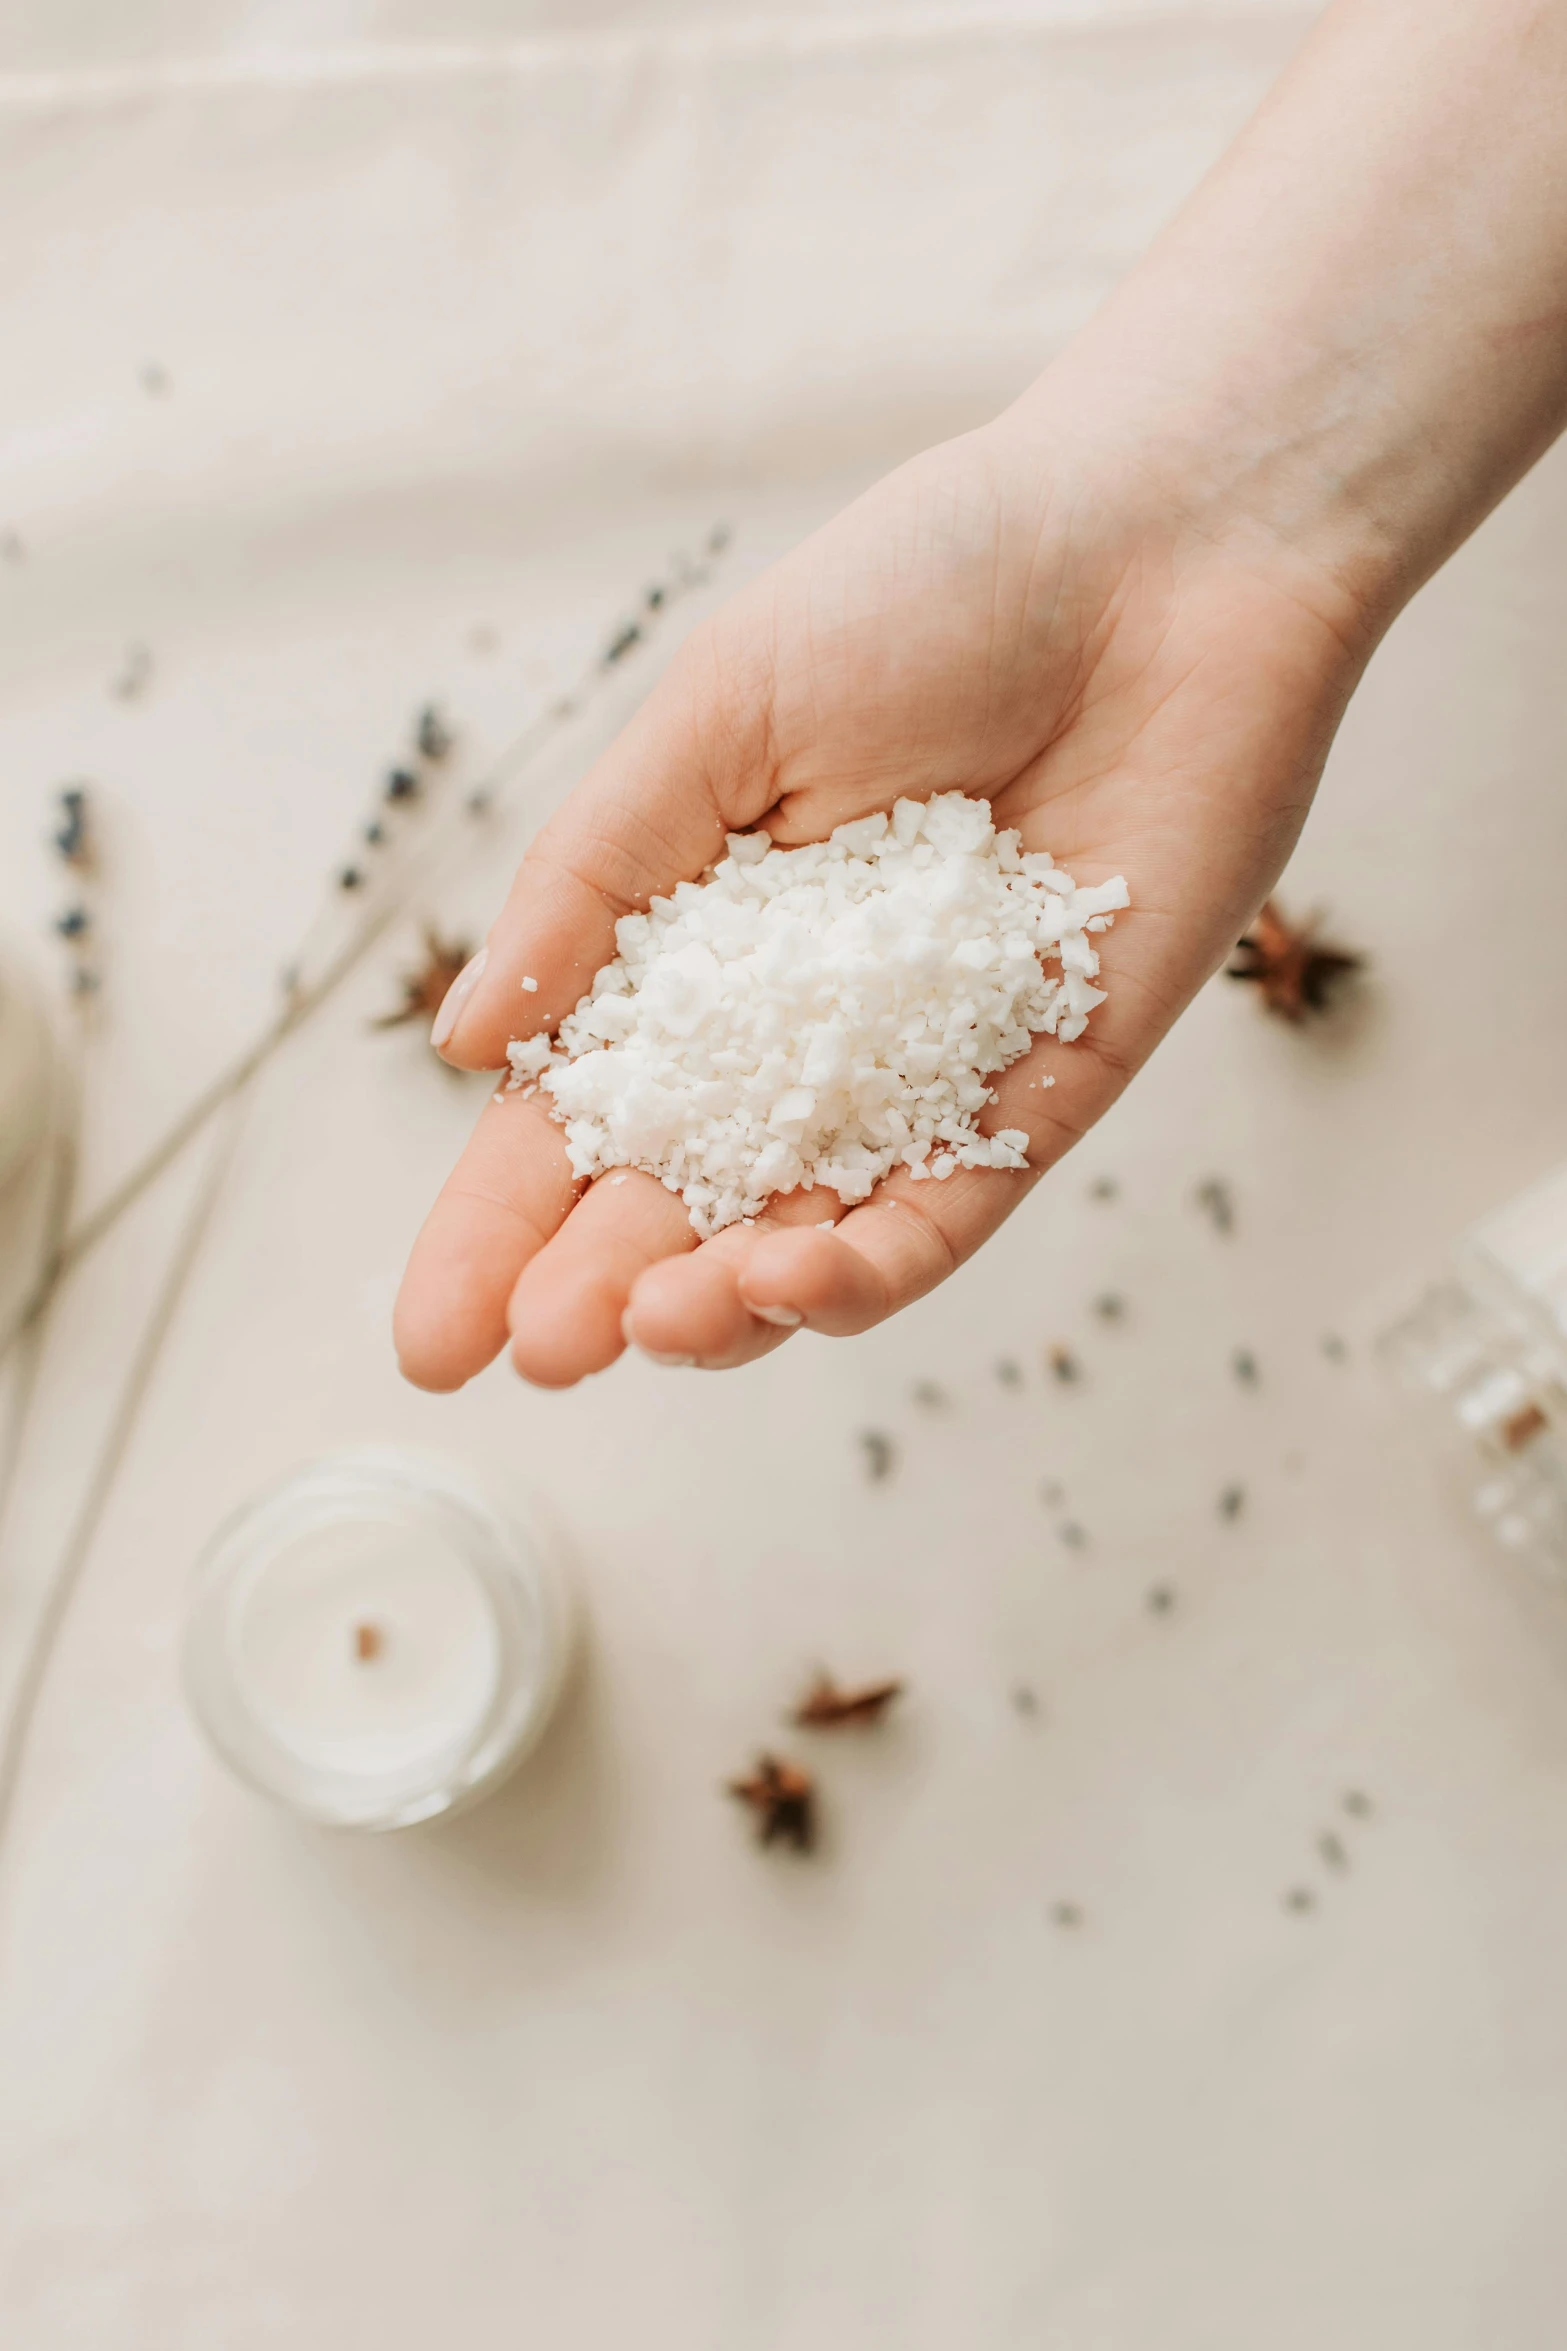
[520,975,539,992]
[507,793,1127,1238]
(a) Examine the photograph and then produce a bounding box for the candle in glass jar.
[184,1448,571,1829]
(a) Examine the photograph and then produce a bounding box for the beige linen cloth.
[4,9,1567,2348]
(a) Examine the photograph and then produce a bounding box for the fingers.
[436,628,779,1070]
[506,1170,699,1388]
[394,1087,580,1391]
[621,1191,844,1372]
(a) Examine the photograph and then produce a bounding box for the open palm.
[395,414,1366,1389]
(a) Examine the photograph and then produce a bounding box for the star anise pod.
[372,927,474,1030]
[1227,899,1364,1022]
[791,1672,904,1729]
[727,1754,816,1851]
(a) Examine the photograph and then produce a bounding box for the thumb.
[434,631,779,1070]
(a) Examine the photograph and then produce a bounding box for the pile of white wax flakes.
[507,793,1128,1237]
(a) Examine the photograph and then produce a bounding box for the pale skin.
[396,0,1567,1392]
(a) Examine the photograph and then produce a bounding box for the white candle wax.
[184,1449,571,1830]
[227,1517,502,1781]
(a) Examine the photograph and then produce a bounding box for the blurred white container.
[182,1446,574,1830]
[1380,1163,1567,1577]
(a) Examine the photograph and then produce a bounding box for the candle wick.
[353,1621,385,1663]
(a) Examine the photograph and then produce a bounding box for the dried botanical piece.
[52,784,92,868]
[1059,1520,1087,1549]
[1146,1583,1176,1614]
[353,1622,384,1663]
[1051,1901,1083,1928]
[995,1357,1023,1388]
[1194,1176,1234,1234]
[792,1672,904,1729]
[1318,1830,1349,1872]
[859,1429,896,1482]
[373,927,475,1032]
[1093,1293,1125,1322]
[54,906,89,941]
[1283,1886,1316,1915]
[384,766,421,805]
[1088,1175,1118,1202]
[1219,1483,1246,1520]
[912,1379,948,1410]
[727,1754,815,1851]
[416,705,454,762]
[1232,1348,1259,1387]
[110,641,153,702]
[603,621,643,666]
[1342,1788,1373,1819]
[1012,1685,1040,1718]
[1501,1401,1548,1452]
[1047,1344,1079,1384]
[1228,898,1364,1023]
[1322,1333,1348,1363]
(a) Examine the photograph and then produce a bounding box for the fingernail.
[430,947,488,1053]
[644,1350,697,1368]
[745,1302,802,1328]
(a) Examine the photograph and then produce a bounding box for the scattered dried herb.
[1047,1345,1079,1384]
[416,705,453,761]
[1502,1402,1548,1452]
[384,767,421,804]
[1342,1789,1373,1819]
[603,621,643,666]
[1194,1176,1234,1234]
[912,1380,948,1410]
[52,785,91,868]
[110,641,153,702]
[54,906,89,940]
[1012,1685,1040,1718]
[728,1754,815,1851]
[1232,1348,1259,1387]
[859,1430,896,1482]
[1058,1520,1087,1550]
[1219,1483,1246,1521]
[1093,1293,1125,1322]
[372,927,475,1032]
[1318,1830,1349,1872]
[1321,1333,1347,1363]
[1146,1583,1176,1614]
[1051,1902,1083,1929]
[1088,1175,1118,1202]
[792,1672,904,1729]
[1283,1886,1315,1915]
[338,865,365,892]
[995,1357,1023,1389]
[353,1622,384,1663]
[1228,898,1364,1023]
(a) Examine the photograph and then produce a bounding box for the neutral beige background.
[4,9,1567,2348]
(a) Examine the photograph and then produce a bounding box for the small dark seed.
[1047,1345,1079,1384]
[859,1430,896,1483]
[338,866,365,891]
[1195,1177,1235,1234]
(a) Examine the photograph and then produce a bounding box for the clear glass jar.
[182,1446,573,1830]
[1379,1162,1567,1578]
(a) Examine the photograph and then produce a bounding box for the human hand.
[394,406,1369,1389]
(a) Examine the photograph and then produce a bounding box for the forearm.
[1011,0,1567,630]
